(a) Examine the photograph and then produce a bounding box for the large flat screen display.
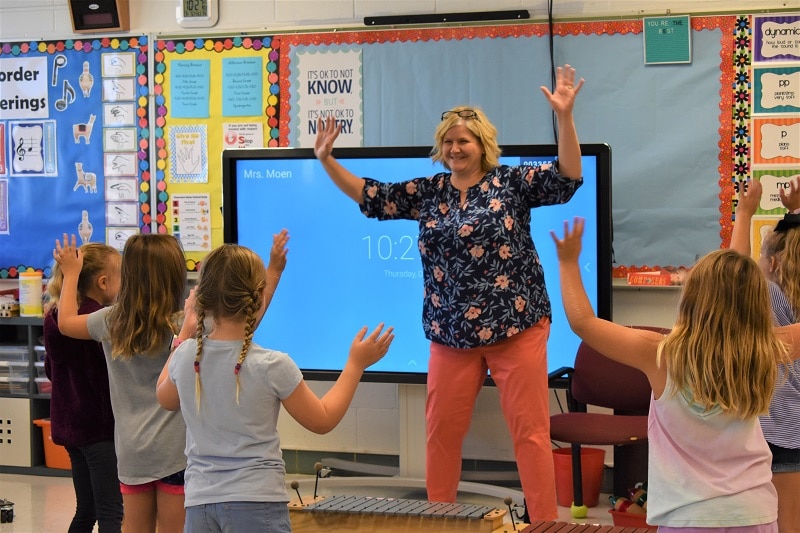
[222,144,612,383]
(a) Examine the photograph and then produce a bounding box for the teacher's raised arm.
[313,116,366,204]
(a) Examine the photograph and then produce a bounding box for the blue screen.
[223,145,611,382]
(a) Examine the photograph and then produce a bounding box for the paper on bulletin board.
[643,16,691,64]
[222,122,264,149]
[169,124,208,183]
[752,217,782,262]
[753,15,800,62]
[0,179,7,234]
[293,48,363,148]
[753,171,800,214]
[171,193,211,252]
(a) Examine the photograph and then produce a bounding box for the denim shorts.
[768,442,800,473]
[185,501,290,533]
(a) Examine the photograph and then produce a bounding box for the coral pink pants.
[425,318,557,521]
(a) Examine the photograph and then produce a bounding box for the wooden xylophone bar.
[289,494,506,532]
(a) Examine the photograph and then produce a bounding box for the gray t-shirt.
[87,307,187,484]
[168,337,303,507]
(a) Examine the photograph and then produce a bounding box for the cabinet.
[0,317,68,476]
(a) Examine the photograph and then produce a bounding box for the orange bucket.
[33,419,71,470]
[552,447,605,507]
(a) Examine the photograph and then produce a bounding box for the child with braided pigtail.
[156,230,395,533]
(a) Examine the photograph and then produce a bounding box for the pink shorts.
[119,470,185,496]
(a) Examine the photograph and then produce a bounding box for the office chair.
[548,326,669,518]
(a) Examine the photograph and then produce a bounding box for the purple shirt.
[43,298,115,447]
[360,163,582,349]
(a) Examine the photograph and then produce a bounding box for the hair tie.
[234,362,242,375]
[774,212,800,234]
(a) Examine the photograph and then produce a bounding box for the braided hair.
[192,244,267,410]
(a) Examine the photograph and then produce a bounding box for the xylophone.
[289,495,654,533]
[289,494,506,532]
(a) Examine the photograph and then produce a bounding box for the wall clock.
[177,0,218,28]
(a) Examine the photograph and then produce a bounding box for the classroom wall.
[0,0,793,40]
[0,0,786,471]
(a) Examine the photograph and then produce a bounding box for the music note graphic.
[16,139,27,161]
[12,125,45,173]
[51,54,67,87]
[15,138,37,162]
[54,79,76,112]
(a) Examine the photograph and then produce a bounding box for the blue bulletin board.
[0,37,150,277]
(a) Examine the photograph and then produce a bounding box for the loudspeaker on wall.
[68,0,130,33]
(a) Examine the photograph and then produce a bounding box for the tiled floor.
[0,472,617,532]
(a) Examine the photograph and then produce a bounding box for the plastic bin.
[32,419,71,470]
[609,509,655,529]
[34,345,46,362]
[0,346,29,362]
[0,361,30,380]
[0,377,29,395]
[552,447,606,508]
[35,377,52,395]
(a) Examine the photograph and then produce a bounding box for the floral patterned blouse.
[360,163,583,349]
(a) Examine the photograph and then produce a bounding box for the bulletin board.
[0,36,151,277]
[153,36,280,271]
[730,15,800,264]
[2,13,798,278]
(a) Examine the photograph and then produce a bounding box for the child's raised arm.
[730,178,762,256]
[52,234,92,340]
[264,229,289,314]
[551,218,664,382]
[281,323,394,434]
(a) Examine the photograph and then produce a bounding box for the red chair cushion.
[550,412,648,446]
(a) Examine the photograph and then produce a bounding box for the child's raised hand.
[53,233,83,276]
[737,178,762,217]
[779,175,800,212]
[181,287,198,336]
[268,229,290,274]
[550,217,585,263]
[348,323,395,371]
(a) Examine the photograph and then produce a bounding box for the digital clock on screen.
[176,0,218,28]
